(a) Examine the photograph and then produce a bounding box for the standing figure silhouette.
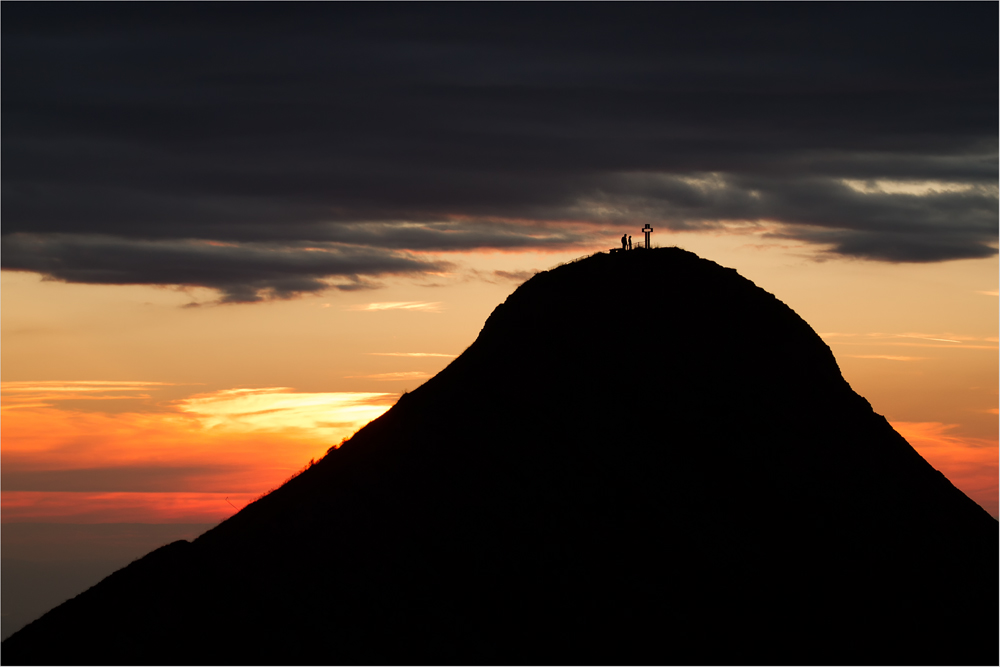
[628,235,632,251]
[621,234,627,250]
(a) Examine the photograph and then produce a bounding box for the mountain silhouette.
[3,248,996,666]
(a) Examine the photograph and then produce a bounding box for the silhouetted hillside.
[4,248,996,665]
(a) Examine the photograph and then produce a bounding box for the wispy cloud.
[343,371,432,381]
[2,381,177,392]
[840,179,988,196]
[0,381,183,410]
[895,335,961,343]
[821,332,978,341]
[976,290,999,297]
[367,352,456,358]
[467,269,540,285]
[848,355,926,361]
[175,388,394,432]
[348,301,443,312]
[820,333,998,350]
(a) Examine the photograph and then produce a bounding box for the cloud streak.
[343,372,432,381]
[367,352,456,357]
[821,332,999,351]
[0,381,184,410]
[349,302,444,312]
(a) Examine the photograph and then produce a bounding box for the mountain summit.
[4,248,995,665]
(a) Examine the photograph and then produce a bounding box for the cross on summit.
[611,224,653,253]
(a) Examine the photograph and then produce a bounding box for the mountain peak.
[4,248,995,665]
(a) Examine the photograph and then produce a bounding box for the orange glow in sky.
[891,421,998,517]
[2,236,996,524]
[2,383,394,522]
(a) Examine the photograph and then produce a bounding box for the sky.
[1,3,997,639]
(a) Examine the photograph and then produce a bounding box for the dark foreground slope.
[4,249,996,666]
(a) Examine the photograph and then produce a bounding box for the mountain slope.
[4,248,995,665]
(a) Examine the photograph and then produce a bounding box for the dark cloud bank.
[3,4,996,302]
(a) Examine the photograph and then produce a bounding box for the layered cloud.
[2,4,996,301]
[0,383,396,522]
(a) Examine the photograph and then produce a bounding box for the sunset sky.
[2,3,996,638]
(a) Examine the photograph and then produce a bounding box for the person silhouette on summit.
[628,235,632,251]
[621,233,627,251]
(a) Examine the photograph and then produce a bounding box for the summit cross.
[642,224,653,249]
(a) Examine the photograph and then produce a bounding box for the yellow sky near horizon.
[2,232,997,521]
